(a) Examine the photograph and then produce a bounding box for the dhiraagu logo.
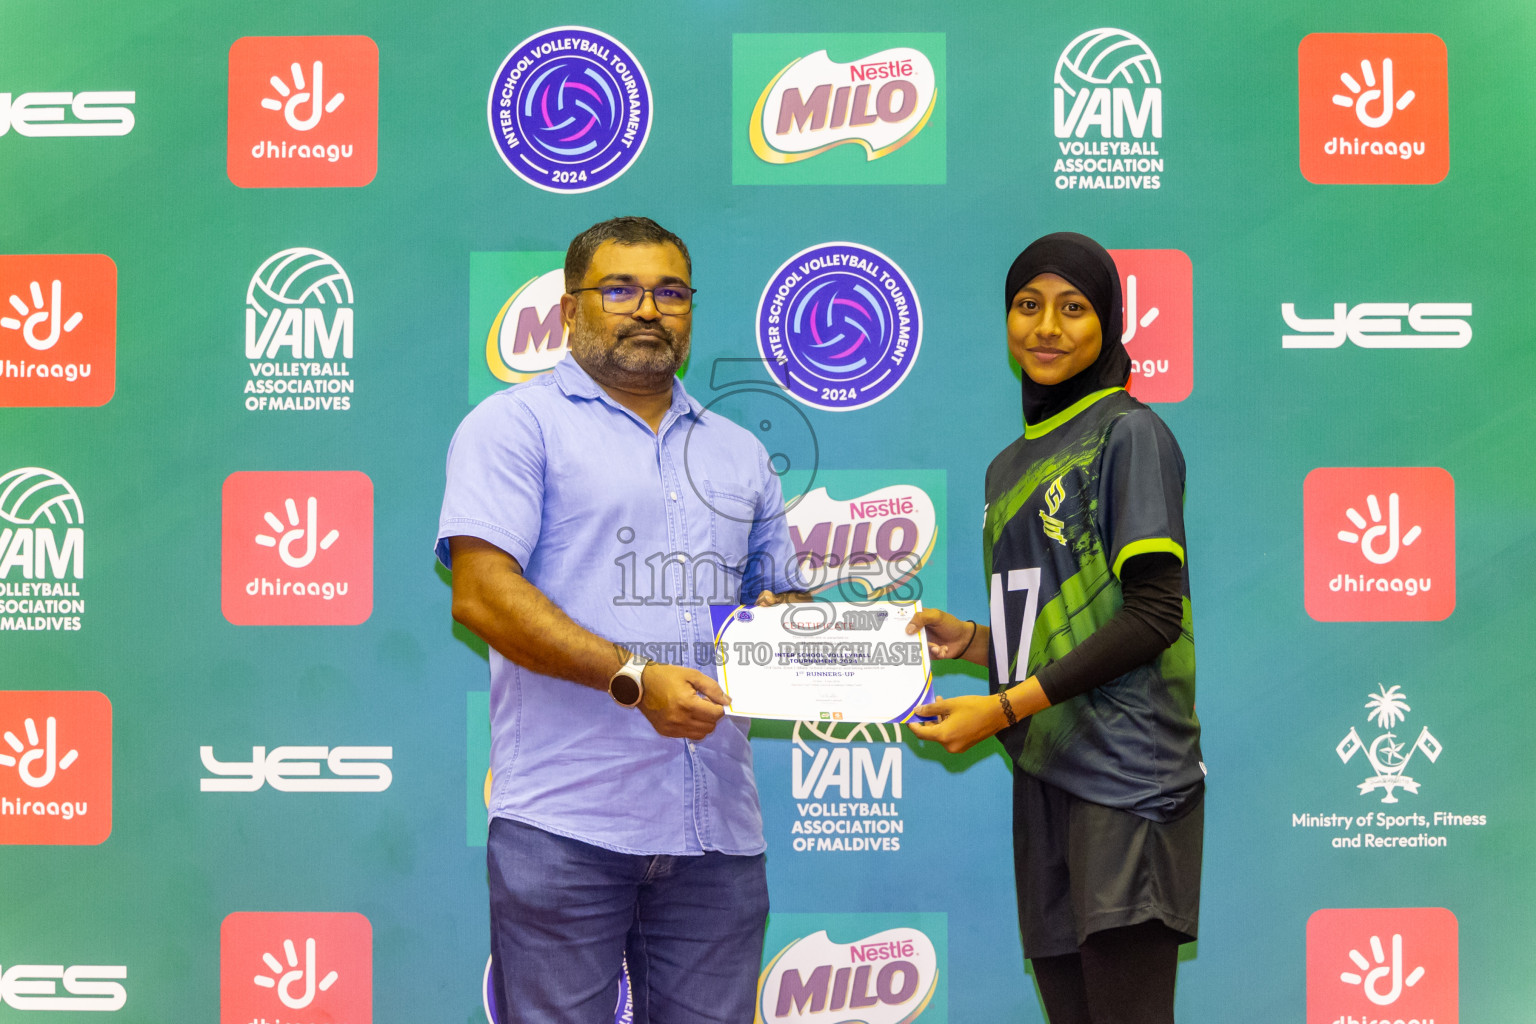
[733,34,945,185]
[469,251,569,405]
[757,913,946,1023]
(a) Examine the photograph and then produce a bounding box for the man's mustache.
[616,322,677,345]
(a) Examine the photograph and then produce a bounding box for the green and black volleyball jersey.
[984,387,1203,821]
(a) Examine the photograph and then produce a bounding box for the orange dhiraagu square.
[1298,33,1448,185]
[1303,467,1455,622]
[228,35,379,188]
[1110,248,1193,404]
[221,470,374,626]
[0,255,117,407]
[0,690,112,845]
[221,912,373,1024]
[1307,908,1458,1023]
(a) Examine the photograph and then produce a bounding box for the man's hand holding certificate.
[708,601,933,723]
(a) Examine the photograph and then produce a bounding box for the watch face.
[610,672,642,707]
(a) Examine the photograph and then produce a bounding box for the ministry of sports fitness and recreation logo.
[244,247,357,412]
[757,913,945,1023]
[0,255,116,407]
[0,88,135,138]
[1303,467,1455,622]
[467,251,569,404]
[0,690,111,845]
[221,912,372,1024]
[1298,33,1448,185]
[733,34,945,185]
[1050,28,1164,191]
[0,467,87,633]
[221,471,373,626]
[757,243,921,411]
[784,475,941,602]
[227,36,380,188]
[488,27,652,193]
[1282,300,1471,349]
[1307,908,1457,1023]
[1337,684,1441,804]
[1109,249,1192,403]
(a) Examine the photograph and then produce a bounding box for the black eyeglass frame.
[568,284,698,315]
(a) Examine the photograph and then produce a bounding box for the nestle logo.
[849,59,913,82]
[850,939,915,963]
[848,496,915,520]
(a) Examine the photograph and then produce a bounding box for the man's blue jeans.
[487,817,769,1023]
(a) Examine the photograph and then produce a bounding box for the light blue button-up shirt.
[437,356,802,856]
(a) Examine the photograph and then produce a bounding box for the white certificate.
[708,601,933,723]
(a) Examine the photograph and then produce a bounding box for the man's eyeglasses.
[570,284,697,315]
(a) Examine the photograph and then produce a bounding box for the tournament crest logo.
[757,243,921,411]
[487,27,652,193]
[1337,683,1442,804]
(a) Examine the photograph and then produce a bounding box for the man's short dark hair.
[565,217,692,292]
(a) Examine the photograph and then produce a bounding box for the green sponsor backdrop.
[3,0,1535,1021]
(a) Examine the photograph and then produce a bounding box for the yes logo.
[1299,34,1448,185]
[468,252,568,404]
[0,963,127,1011]
[227,36,379,188]
[221,912,372,1024]
[1282,301,1471,349]
[0,690,111,845]
[1304,468,1454,622]
[0,90,135,137]
[0,255,116,407]
[200,745,393,792]
[1307,908,1457,1023]
[1109,249,1192,402]
[221,471,373,626]
[757,915,945,1023]
[734,34,945,185]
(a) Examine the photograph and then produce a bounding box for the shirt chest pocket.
[702,480,757,599]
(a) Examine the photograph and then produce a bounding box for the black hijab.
[1004,232,1132,425]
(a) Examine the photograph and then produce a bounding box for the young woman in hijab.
[907,232,1204,1024]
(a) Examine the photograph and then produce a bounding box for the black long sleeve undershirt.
[1033,552,1185,706]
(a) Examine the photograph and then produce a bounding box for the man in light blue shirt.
[437,217,806,1023]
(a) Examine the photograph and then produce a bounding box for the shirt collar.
[553,353,703,420]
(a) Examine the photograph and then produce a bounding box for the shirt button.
[684,611,693,622]
[670,491,678,501]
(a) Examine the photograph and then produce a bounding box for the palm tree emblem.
[1337,684,1441,803]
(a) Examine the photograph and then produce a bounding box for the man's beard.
[568,318,689,388]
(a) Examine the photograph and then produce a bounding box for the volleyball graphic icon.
[246,247,354,317]
[0,467,84,525]
[1054,28,1161,95]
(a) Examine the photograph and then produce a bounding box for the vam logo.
[0,690,111,845]
[244,247,357,412]
[0,963,127,1011]
[0,90,135,137]
[1307,908,1457,1023]
[227,36,379,188]
[1299,34,1448,185]
[1282,301,1471,348]
[0,255,117,407]
[1109,249,1192,401]
[488,27,652,193]
[1337,684,1441,804]
[221,912,371,1024]
[787,483,935,599]
[0,467,87,632]
[1051,28,1164,191]
[757,915,944,1024]
[757,243,921,411]
[221,471,373,626]
[200,745,393,792]
[1304,467,1455,622]
[790,721,903,854]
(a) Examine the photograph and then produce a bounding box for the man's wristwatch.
[608,653,651,708]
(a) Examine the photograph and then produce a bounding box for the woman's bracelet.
[955,619,978,659]
[999,690,1019,727]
